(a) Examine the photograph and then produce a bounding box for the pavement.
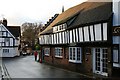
[2,55,93,79]
[2,55,120,80]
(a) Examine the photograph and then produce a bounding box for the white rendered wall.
[113,0,120,26]
[0,47,19,57]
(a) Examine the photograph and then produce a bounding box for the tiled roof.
[68,2,112,29]
[40,28,53,35]
[7,26,21,37]
[39,1,112,35]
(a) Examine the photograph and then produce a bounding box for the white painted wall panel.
[90,25,94,41]
[94,24,102,41]
[79,28,83,42]
[10,38,13,46]
[62,32,65,44]
[73,29,76,43]
[52,34,54,44]
[103,23,107,41]
[49,35,52,44]
[54,34,56,44]
[57,33,59,44]
[113,1,120,26]
[2,27,6,31]
[3,32,6,36]
[76,29,78,42]
[70,30,73,43]
[0,47,19,57]
[84,26,89,41]
[65,31,68,43]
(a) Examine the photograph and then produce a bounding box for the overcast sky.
[0,0,88,26]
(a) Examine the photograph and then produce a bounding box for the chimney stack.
[62,6,64,13]
[2,18,7,27]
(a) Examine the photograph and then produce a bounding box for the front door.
[93,48,108,76]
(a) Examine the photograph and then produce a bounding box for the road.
[2,55,92,79]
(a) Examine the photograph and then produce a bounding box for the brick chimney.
[2,18,7,27]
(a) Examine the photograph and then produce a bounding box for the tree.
[21,22,43,49]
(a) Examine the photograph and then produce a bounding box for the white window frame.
[55,47,63,58]
[69,47,82,63]
[53,23,67,33]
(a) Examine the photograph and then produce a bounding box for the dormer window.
[53,23,67,33]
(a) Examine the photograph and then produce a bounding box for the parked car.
[22,52,27,56]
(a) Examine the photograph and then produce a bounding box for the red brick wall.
[44,47,85,73]
[84,48,92,73]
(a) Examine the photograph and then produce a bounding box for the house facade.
[0,19,21,57]
[39,1,120,77]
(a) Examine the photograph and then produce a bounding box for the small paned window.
[3,49,9,53]
[55,47,63,58]
[69,47,82,63]
[44,48,50,56]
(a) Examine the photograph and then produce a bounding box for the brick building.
[39,1,120,77]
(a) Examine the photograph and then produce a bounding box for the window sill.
[55,56,63,59]
[45,54,49,56]
[69,60,82,63]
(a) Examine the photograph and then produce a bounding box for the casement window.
[44,48,50,56]
[53,23,67,32]
[69,47,82,63]
[3,49,9,53]
[55,47,63,58]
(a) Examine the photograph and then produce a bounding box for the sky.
[0,0,88,26]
